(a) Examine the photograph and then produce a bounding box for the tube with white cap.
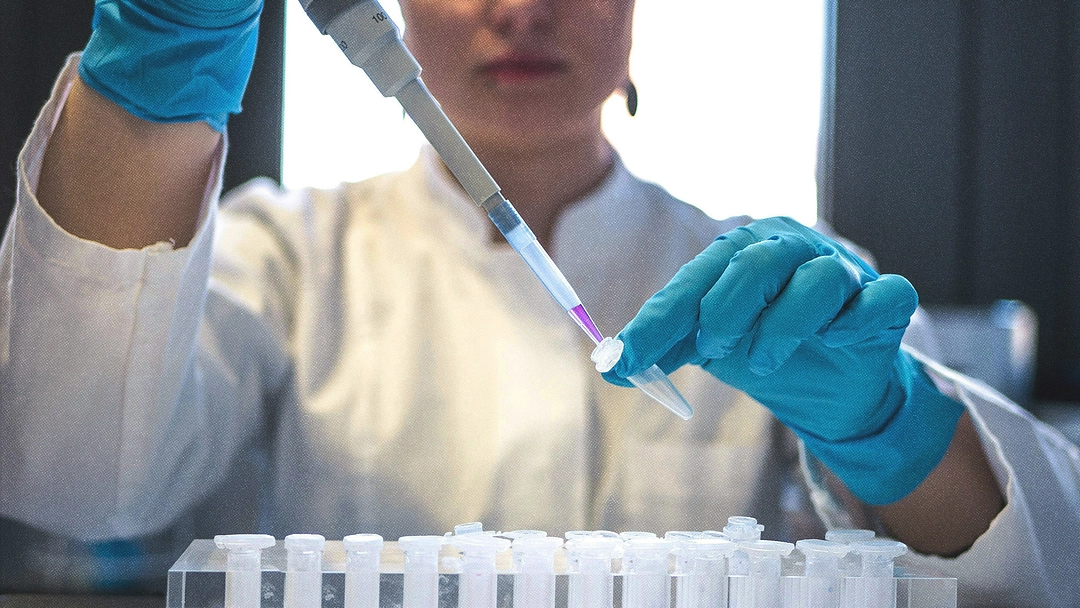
[296,0,693,421]
[512,536,563,608]
[215,534,276,608]
[621,537,675,608]
[730,540,793,608]
[796,539,849,608]
[850,540,907,608]
[450,534,511,608]
[718,516,765,577]
[399,536,446,608]
[565,535,623,608]
[343,534,383,608]
[284,534,326,608]
[676,537,735,608]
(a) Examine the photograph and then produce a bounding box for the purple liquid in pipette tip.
[569,304,604,344]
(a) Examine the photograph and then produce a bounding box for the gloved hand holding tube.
[78,0,265,132]
[603,217,966,506]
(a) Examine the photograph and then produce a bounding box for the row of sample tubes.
[212,517,908,608]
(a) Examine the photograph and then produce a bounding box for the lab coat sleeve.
[806,348,1080,608]
[0,55,293,541]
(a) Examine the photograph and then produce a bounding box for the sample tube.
[665,531,705,608]
[619,531,658,542]
[675,537,735,608]
[796,539,850,608]
[823,530,874,578]
[343,534,384,608]
[721,517,765,576]
[399,536,446,608]
[566,535,623,608]
[621,537,674,608]
[565,530,620,540]
[451,534,511,608]
[512,536,564,608]
[452,522,485,537]
[284,534,326,608]
[730,540,793,608]
[215,534,276,608]
[850,540,907,608]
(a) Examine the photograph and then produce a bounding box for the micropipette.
[298,0,693,420]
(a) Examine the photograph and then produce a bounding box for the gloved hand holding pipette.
[79,0,264,132]
[603,217,966,506]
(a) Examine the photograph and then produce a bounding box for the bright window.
[283,1,826,225]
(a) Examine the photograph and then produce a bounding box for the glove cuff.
[797,350,965,505]
[79,0,263,132]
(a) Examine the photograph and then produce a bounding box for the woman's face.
[400,0,634,148]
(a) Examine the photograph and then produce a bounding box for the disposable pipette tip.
[628,364,694,420]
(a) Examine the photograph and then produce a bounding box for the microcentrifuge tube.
[399,536,446,608]
[619,531,657,542]
[566,535,622,608]
[622,537,675,608]
[824,529,875,579]
[676,537,735,608]
[284,534,326,608]
[451,534,511,608]
[797,539,850,608]
[512,536,563,608]
[851,540,907,608]
[665,531,706,608]
[591,338,693,420]
[452,522,485,537]
[730,540,793,608]
[343,534,383,608]
[722,516,765,577]
[565,530,620,540]
[215,534,276,608]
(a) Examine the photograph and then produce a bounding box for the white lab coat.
[2,55,1079,607]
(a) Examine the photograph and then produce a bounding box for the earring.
[624,80,638,117]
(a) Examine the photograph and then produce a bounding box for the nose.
[487,0,555,38]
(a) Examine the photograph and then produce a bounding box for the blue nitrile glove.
[79,0,264,132]
[603,217,965,505]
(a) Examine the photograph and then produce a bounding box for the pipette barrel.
[215,534,276,608]
[343,534,384,608]
[284,534,326,608]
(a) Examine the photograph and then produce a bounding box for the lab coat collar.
[415,144,637,261]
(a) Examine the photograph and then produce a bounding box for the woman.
[2,0,1074,605]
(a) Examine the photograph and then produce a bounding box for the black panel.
[825,1,1080,401]
[0,1,285,234]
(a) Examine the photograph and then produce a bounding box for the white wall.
[283,0,825,225]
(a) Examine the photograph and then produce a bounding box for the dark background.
[3,1,1080,402]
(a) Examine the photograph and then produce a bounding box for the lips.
[480,55,567,82]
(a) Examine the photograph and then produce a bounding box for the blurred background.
[3,1,1080,443]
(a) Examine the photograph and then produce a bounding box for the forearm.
[36,73,219,249]
[874,412,1004,556]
